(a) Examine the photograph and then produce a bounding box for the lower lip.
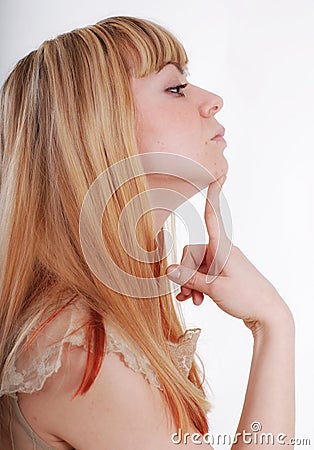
[211,136,226,143]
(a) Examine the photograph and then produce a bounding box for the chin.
[215,158,229,179]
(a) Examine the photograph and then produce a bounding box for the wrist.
[245,303,295,339]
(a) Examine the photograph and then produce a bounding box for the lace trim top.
[0,301,201,397]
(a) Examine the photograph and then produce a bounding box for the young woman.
[0,16,295,449]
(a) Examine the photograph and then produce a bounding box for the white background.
[1,0,313,447]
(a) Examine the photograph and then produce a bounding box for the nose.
[198,89,223,118]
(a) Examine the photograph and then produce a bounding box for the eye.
[166,83,188,97]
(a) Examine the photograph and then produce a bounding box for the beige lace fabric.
[0,301,201,449]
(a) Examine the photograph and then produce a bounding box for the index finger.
[205,175,226,241]
[205,175,232,279]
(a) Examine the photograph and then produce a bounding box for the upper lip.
[211,126,225,140]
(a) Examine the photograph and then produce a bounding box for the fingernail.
[166,266,181,280]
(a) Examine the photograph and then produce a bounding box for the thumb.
[166,264,220,294]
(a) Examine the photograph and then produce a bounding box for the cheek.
[136,102,199,151]
[135,111,165,152]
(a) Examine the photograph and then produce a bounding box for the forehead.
[157,61,186,75]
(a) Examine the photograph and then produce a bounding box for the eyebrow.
[157,62,187,75]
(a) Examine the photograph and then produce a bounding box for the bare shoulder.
[19,344,213,450]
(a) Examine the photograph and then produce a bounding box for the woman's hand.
[166,175,293,333]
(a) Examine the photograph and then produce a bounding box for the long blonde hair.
[0,16,209,442]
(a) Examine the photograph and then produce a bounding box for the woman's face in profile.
[132,63,228,188]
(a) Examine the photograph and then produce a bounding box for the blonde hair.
[0,16,209,444]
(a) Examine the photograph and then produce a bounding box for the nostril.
[198,91,223,118]
[199,103,220,118]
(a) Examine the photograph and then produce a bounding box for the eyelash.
[166,83,188,97]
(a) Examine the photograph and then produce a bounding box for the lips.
[210,126,225,141]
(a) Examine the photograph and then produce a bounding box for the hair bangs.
[97,16,188,78]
